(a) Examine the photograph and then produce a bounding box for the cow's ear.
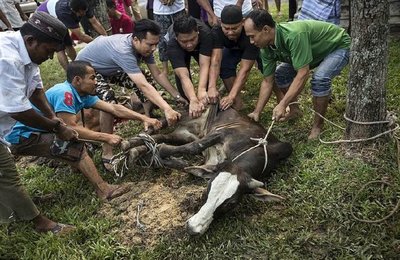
[184,165,217,179]
[247,178,264,189]
[251,187,285,202]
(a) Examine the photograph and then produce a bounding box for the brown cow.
[121,104,292,235]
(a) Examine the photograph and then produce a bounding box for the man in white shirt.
[153,0,186,74]
[0,12,78,234]
[0,0,28,30]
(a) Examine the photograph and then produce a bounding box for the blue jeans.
[275,48,350,97]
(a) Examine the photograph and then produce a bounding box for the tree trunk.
[84,0,110,37]
[345,0,389,140]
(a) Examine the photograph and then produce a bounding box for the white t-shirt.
[153,0,185,15]
[213,0,253,18]
[0,31,42,144]
[0,0,25,29]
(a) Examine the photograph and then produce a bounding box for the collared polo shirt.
[261,20,351,77]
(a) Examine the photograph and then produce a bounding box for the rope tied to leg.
[232,120,275,172]
[136,133,164,168]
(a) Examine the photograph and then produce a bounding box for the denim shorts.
[275,48,350,97]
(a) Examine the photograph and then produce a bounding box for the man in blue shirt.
[7,61,162,203]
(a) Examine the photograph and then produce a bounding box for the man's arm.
[272,65,310,121]
[174,67,204,118]
[195,0,218,26]
[93,100,162,129]
[10,110,78,141]
[248,75,274,122]
[207,48,222,103]
[70,28,93,43]
[14,3,28,21]
[236,0,245,8]
[0,8,13,30]
[197,54,211,104]
[220,58,254,110]
[88,17,107,36]
[28,88,57,119]
[146,63,183,101]
[56,111,121,146]
[128,71,181,126]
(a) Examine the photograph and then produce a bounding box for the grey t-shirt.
[76,34,155,76]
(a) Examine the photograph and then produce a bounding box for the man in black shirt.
[167,15,218,118]
[37,0,107,70]
[209,5,261,111]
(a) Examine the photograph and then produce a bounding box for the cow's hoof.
[121,140,131,151]
[128,148,140,165]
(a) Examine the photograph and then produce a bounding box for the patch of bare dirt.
[99,178,205,247]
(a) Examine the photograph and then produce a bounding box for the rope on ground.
[350,135,400,223]
[290,101,400,223]
[288,101,398,144]
[232,120,275,172]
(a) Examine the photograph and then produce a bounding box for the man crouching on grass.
[6,61,162,201]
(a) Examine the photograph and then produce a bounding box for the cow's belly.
[204,144,226,165]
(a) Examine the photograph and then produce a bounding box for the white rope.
[288,101,398,144]
[137,133,164,168]
[109,151,128,178]
[232,120,275,172]
[289,101,345,130]
[319,124,400,144]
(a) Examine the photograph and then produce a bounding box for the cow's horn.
[247,178,264,189]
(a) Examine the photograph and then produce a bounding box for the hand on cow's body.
[106,134,123,146]
[220,95,234,110]
[197,89,209,105]
[248,111,260,122]
[189,99,205,118]
[176,96,189,107]
[144,117,162,131]
[272,104,287,122]
[207,87,219,104]
[164,108,181,126]
[56,125,79,141]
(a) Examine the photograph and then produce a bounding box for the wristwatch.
[175,94,181,100]
[51,120,61,133]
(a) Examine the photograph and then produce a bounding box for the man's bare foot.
[308,127,322,140]
[33,214,75,235]
[98,183,131,201]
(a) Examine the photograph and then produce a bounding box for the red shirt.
[110,13,134,34]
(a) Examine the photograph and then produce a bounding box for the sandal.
[101,157,114,172]
[36,223,76,235]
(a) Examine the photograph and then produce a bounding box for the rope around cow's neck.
[232,120,275,172]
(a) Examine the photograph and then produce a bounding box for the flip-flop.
[36,223,76,235]
[101,157,114,172]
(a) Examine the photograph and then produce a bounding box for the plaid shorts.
[95,69,156,103]
[10,133,85,162]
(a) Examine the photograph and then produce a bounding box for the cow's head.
[184,164,284,235]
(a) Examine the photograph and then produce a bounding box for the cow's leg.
[158,132,222,158]
[121,129,198,151]
[161,157,190,170]
[127,145,148,166]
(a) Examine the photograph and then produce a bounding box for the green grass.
[2,7,400,259]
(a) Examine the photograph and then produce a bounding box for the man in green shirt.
[244,9,350,139]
